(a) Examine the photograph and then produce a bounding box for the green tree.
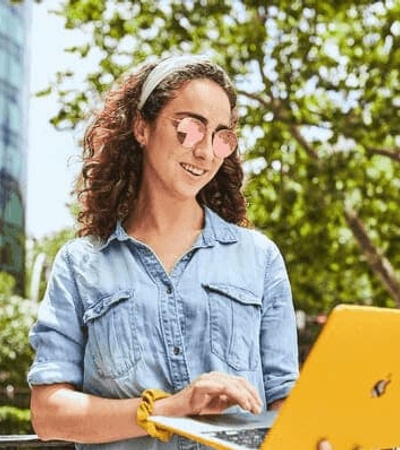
[0,273,36,388]
[39,0,400,314]
[0,273,35,434]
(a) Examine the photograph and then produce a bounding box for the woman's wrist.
[152,393,180,416]
[136,389,173,441]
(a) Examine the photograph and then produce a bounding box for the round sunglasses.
[169,116,238,158]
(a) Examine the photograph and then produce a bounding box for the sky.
[26,2,83,239]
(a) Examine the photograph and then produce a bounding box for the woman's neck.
[125,194,204,237]
[124,192,205,274]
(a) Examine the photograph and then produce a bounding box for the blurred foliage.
[0,272,15,297]
[0,406,32,434]
[31,227,75,260]
[0,273,37,388]
[35,0,400,314]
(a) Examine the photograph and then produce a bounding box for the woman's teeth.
[181,163,205,176]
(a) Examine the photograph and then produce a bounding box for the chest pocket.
[203,283,262,371]
[83,289,141,378]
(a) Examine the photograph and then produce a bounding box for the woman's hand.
[153,371,263,417]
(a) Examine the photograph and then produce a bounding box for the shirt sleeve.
[28,243,85,388]
[260,242,299,405]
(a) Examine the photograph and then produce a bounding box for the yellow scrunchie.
[137,389,173,442]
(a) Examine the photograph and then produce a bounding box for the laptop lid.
[262,304,400,449]
[151,305,400,449]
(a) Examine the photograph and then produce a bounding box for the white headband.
[138,55,210,110]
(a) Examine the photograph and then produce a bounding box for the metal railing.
[0,436,74,449]
[2,435,399,450]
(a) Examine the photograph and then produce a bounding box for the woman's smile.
[180,162,207,177]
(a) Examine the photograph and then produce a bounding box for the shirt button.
[173,346,181,355]
[166,286,173,295]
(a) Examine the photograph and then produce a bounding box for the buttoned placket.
[131,239,215,450]
[133,241,195,393]
[159,267,205,450]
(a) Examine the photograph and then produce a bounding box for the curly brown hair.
[77,58,249,240]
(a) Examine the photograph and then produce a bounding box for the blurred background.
[1,0,399,437]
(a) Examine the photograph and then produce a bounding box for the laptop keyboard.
[204,427,269,449]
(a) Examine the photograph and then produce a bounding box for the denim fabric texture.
[28,207,299,450]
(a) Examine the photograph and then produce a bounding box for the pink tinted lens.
[213,130,237,158]
[176,117,205,148]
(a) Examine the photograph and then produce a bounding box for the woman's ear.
[133,114,149,147]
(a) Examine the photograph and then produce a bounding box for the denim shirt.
[28,207,299,450]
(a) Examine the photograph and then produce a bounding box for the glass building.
[0,1,30,293]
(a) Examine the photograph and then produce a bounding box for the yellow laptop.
[150,305,400,449]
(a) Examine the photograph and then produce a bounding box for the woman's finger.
[189,372,263,414]
[317,440,333,450]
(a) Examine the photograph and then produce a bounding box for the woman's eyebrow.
[174,111,230,130]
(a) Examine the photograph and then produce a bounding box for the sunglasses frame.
[168,115,238,158]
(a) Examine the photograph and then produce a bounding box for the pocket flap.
[202,283,261,307]
[83,289,134,323]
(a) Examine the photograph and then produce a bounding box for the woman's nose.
[192,133,214,160]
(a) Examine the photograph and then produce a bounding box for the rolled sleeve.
[260,243,299,405]
[28,243,85,388]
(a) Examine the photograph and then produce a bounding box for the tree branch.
[236,90,275,109]
[289,124,319,160]
[237,91,320,160]
[344,206,400,307]
[366,146,400,163]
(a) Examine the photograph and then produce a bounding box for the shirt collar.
[97,206,239,251]
[96,222,130,251]
[198,207,238,247]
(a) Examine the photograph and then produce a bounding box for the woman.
[28,55,299,449]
